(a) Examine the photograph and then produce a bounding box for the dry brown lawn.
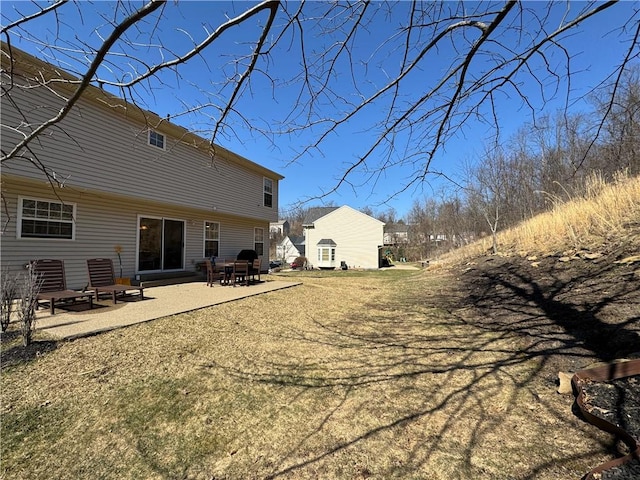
[3,173,639,479]
[3,259,637,479]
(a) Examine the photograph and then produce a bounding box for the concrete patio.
[34,279,301,340]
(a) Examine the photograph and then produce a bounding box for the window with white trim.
[148,130,165,149]
[254,227,264,256]
[18,198,75,239]
[318,247,335,262]
[263,178,273,208]
[204,221,220,258]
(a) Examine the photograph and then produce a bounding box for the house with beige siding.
[302,206,384,269]
[0,45,282,289]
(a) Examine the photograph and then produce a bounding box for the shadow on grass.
[1,329,58,369]
[205,258,638,479]
[461,256,640,362]
[4,258,635,479]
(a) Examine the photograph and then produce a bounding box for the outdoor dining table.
[220,260,249,286]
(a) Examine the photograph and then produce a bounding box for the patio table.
[221,261,250,286]
[220,262,234,285]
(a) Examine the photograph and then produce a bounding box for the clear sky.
[2,1,638,219]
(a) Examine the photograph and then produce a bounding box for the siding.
[1,177,269,289]
[1,72,280,223]
[276,237,303,263]
[305,206,384,269]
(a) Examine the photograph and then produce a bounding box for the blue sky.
[2,1,638,219]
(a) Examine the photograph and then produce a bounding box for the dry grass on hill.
[442,171,640,263]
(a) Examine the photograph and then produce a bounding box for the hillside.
[435,171,639,385]
[430,173,640,478]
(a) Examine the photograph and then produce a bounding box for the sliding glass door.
[138,216,185,272]
[162,219,184,270]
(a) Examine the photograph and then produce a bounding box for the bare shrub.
[1,268,19,332]
[293,256,308,270]
[17,266,42,347]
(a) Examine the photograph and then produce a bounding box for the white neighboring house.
[1,44,282,288]
[276,235,305,264]
[269,220,290,236]
[303,206,384,269]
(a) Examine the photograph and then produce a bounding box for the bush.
[293,256,307,270]
[17,266,42,347]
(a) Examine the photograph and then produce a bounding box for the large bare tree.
[2,0,639,204]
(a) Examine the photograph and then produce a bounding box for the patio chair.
[31,259,94,315]
[230,260,249,287]
[204,259,225,287]
[87,258,144,303]
[249,257,262,283]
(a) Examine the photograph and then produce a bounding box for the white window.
[18,197,75,240]
[263,178,273,208]
[204,222,220,258]
[318,247,335,262]
[148,130,165,149]
[254,227,264,256]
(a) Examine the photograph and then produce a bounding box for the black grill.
[236,249,258,262]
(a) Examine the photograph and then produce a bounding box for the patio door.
[138,216,185,272]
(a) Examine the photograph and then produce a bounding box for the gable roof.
[289,235,305,256]
[303,207,339,226]
[288,235,305,247]
[384,223,409,234]
[304,205,385,227]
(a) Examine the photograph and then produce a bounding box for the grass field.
[1,266,627,480]
[2,173,639,479]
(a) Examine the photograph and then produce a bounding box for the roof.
[286,235,305,256]
[385,223,409,233]
[288,235,305,246]
[302,207,340,226]
[317,238,337,246]
[1,42,283,181]
[303,205,386,227]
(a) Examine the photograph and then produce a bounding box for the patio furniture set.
[204,257,262,288]
[31,251,265,315]
[32,258,144,315]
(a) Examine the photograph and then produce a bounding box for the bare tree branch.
[1,0,638,208]
[0,0,68,35]
[2,0,165,165]
[578,18,640,172]
[210,1,279,145]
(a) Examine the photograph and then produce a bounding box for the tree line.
[276,68,639,261]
